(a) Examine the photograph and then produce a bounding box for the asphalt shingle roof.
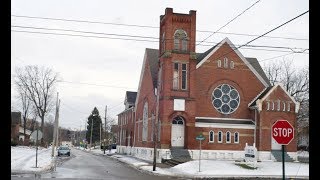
[145,48,159,88]
[126,91,137,104]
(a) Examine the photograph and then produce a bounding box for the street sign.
[272,120,294,145]
[30,130,43,142]
[196,134,205,141]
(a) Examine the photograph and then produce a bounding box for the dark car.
[57,146,71,156]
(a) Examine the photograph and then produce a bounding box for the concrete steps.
[163,147,192,167]
[271,150,294,162]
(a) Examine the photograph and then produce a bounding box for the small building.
[117,91,137,154]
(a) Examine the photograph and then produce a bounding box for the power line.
[11,14,308,41]
[12,25,309,52]
[11,29,308,54]
[197,0,261,46]
[238,10,309,49]
[57,80,136,90]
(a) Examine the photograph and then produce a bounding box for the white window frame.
[162,32,165,53]
[182,39,188,51]
[226,131,231,143]
[283,102,286,111]
[151,114,154,141]
[142,102,148,142]
[173,63,179,90]
[277,100,281,111]
[218,131,223,143]
[217,60,221,68]
[272,101,275,110]
[287,102,291,111]
[158,120,161,142]
[234,132,239,143]
[267,101,270,110]
[224,57,228,68]
[181,63,187,90]
[209,130,214,143]
[230,61,234,69]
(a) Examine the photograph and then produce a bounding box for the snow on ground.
[105,153,309,179]
[11,146,54,174]
[12,145,308,179]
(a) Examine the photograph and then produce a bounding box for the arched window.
[172,116,184,125]
[142,102,148,141]
[226,131,231,143]
[234,132,239,143]
[173,63,179,90]
[209,131,214,142]
[174,29,188,51]
[224,57,228,68]
[267,101,270,110]
[287,102,291,111]
[283,102,286,111]
[230,61,234,69]
[161,32,166,53]
[272,101,275,110]
[277,100,281,111]
[218,131,223,143]
[217,60,221,68]
[158,120,161,141]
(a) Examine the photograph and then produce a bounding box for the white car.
[57,146,71,156]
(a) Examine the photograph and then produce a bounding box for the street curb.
[81,150,309,180]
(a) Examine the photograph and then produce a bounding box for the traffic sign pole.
[199,139,201,172]
[272,120,294,180]
[36,127,38,168]
[282,145,285,180]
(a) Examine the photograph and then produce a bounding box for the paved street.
[11,148,174,180]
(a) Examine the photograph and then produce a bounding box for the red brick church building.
[117,8,299,163]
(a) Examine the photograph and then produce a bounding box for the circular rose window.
[212,84,240,114]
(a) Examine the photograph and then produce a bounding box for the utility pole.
[56,99,61,148]
[52,92,59,157]
[104,105,107,154]
[153,65,161,171]
[100,123,102,149]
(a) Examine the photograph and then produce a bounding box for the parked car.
[57,146,71,156]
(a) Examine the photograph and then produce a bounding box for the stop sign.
[272,120,294,145]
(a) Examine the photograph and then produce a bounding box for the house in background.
[11,112,22,145]
[117,91,137,152]
[117,8,299,163]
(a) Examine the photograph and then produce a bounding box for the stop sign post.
[272,119,294,180]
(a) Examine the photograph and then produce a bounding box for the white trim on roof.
[260,83,300,113]
[195,117,253,122]
[134,50,148,111]
[195,122,255,129]
[196,37,269,87]
[248,87,268,107]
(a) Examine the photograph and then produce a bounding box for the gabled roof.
[195,37,270,87]
[248,86,273,107]
[146,48,159,88]
[248,83,300,113]
[135,48,159,109]
[246,57,271,86]
[125,91,137,104]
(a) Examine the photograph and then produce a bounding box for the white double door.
[171,124,184,147]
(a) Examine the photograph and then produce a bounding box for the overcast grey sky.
[11,0,309,130]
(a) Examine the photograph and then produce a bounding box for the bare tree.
[15,87,32,141]
[263,59,309,147]
[14,65,59,145]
